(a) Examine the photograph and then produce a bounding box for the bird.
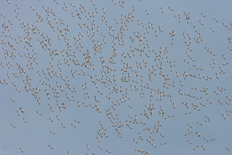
[86,144,89,150]
[23,118,27,123]
[201,13,205,17]
[19,147,24,153]
[168,7,173,11]
[193,146,198,150]
[10,123,16,128]
[48,145,53,149]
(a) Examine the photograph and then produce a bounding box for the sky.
[0,0,232,155]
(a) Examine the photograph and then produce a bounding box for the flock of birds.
[1,0,232,154]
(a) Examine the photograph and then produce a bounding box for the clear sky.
[1,0,232,155]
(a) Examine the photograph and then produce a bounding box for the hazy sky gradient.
[1,0,232,155]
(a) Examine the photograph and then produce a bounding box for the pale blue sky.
[1,0,232,155]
